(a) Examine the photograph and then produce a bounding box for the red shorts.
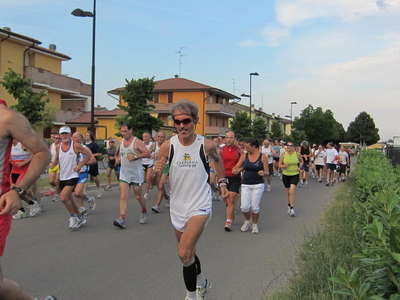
[0,214,12,256]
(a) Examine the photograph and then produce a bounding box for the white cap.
[59,126,71,134]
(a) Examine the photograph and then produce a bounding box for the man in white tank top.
[141,132,154,200]
[49,126,92,229]
[113,123,150,229]
[154,100,229,300]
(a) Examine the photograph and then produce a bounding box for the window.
[168,92,173,103]
[153,93,159,103]
[208,115,212,126]
[222,118,225,127]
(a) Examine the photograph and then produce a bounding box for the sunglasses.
[173,118,192,126]
[287,144,294,147]
[54,137,61,139]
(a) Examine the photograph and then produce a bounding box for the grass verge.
[267,176,363,300]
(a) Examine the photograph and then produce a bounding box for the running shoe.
[266,185,271,192]
[88,197,96,211]
[104,185,112,191]
[52,195,60,202]
[287,206,291,214]
[290,208,296,217]
[44,189,56,197]
[304,182,308,188]
[97,189,102,198]
[298,182,305,188]
[342,178,346,182]
[80,207,88,216]
[165,198,170,208]
[113,217,126,229]
[29,202,38,217]
[143,193,149,200]
[326,181,329,186]
[197,279,212,300]
[224,220,232,232]
[140,211,149,224]
[251,223,259,234]
[241,220,252,232]
[75,216,86,228]
[151,205,160,213]
[68,216,78,229]
[13,210,27,219]
[330,181,334,186]
[38,296,58,300]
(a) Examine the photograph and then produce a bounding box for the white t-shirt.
[261,146,274,164]
[339,150,349,165]
[314,149,326,165]
[326,148,338,164]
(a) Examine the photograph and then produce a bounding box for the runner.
[50,126,92,229]
[0,99,55,300]
[273,140,281,176]
[104,139,119,191]
[261,139,275,192]
[142,132,154,200]
[84,131,102,198]
[154,100,228,300]
[232,139,268,234]
[220,131,242,231]
[324,142,338,186]
[298,141,312,188]
[313,144,326,182]
[279,141,303,216]
[113,123,150,228]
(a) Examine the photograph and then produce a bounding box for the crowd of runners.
[0,98,352,300]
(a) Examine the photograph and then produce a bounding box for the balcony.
[152,103,173,113]
[205,103,236,117]
[25,66,91,96]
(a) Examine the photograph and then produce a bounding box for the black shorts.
[142,164,154,171]
[226,176,241,194]
[59,177,79,191]
[89,163,99,176]
[301,161,310,172]
[273,157,280,162]
[316,164,324,171]
[340,165,347,174]
[11,173,21,184]
[282,174,300,188]
[326,163,336,171]
[268,163,274,174]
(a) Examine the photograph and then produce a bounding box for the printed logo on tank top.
[177,153,198,168]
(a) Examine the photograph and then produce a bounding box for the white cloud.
[276,0,400,27]
[262,25,290,47]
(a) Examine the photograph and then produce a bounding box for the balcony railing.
[25,66,91,96]
[205,103,236,117]
[205,126,229,135]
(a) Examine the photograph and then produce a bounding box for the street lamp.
[240,93,250,116]
[72,1,96,134]
[249,72,259,118]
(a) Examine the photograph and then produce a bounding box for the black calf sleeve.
[195,255,201,275]
[183,261,197,292]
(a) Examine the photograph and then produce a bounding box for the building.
[107,76,240,137]
[0,27,91,137]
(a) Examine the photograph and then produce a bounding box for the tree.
[346,112,380,146]
[115,77,163,137]
[0,67,53,128]
[229,111,252,139]
[270,120,283,141]
[252,118,268,143]
[293,105,344,145]
[291,129,308,146]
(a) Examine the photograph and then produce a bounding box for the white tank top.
[262,146,273,164]
[142,141,154,165]
[119,137,144,184]
[50,143,57,163]
[168,134,211,218]
[59,141,80,181]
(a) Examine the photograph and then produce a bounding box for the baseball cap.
[59,126,71,134]
[109,140,115,143]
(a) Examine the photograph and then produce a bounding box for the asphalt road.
[2,176,338,300]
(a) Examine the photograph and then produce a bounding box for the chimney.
[259,107,262,111]
[49,44,56,51]
[2,27,11,32]
[174,74,179,78]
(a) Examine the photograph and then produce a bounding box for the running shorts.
[0,214,12,256]
[268,163,274,175]
[89,163,99,177]
[59,177,79,191]
[48,164,60,174]
[226,176,241,194]
[301,161,310,172]
[326,163,336,171]
[282,174,300,188]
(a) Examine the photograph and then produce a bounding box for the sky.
[2,0,400,141]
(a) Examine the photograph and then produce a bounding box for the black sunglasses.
[287,144,294,146]
[173,118,192,126]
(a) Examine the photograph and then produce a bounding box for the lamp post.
[249,72,259,119]
[288,101,297,134]
[72,1,96,134]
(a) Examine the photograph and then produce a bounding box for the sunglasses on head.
[173,118,192,126]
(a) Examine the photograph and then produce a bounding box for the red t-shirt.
[221,145,241,178]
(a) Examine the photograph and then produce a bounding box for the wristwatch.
[12,187,26,198]
[134,155,138,160]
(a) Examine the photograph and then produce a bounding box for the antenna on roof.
[175,47,188,77]
[232,78,235,94]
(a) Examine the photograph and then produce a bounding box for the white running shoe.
[251,224,259,234]
[140,211,149,224]
[97,189,102,198]
[197,279,212,300]
[68,216,78,229]
[104,185,112,191]
[75,216,86,228]
[151,205,160,213]
[13,210,27,219]
[241,220,252,232]
[29,201,38,217]
[88,197,96,211]
[290,208,296,217]
[143,193,149,200]
[266,185,271,192]
[287,206,291,214]
[165,198,170,208]
[80,207,88,216]
[52,195,60,202]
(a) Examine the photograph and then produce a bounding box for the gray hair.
[171,99,199,119]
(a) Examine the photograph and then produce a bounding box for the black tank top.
[242,153,264,185]
[300,147,310,162]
